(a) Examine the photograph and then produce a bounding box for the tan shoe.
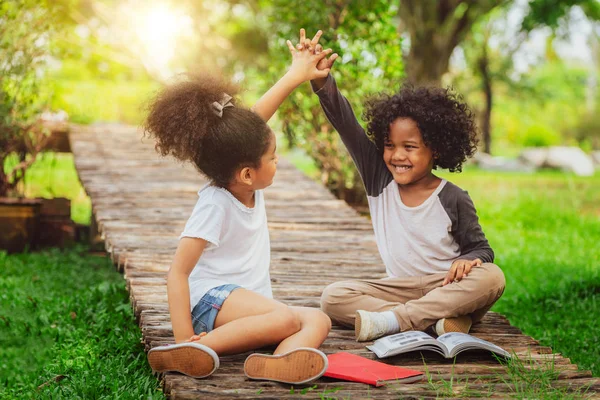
[148,342,219,378]
[434,315,472,336]
[244,348,328,385]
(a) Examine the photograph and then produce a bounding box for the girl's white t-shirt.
[180,184,272,310]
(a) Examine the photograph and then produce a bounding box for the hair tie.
[211,93,234,117]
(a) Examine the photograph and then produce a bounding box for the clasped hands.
[284,28,338,84]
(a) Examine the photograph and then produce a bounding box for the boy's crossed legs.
[320,263,505,341]
[149,288,331,383]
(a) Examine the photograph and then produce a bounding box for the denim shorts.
[191,284,240,334]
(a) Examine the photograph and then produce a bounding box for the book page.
[367,331,446,358]
[437,332,510,358]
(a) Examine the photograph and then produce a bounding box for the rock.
[544,146,595,176]
[473,152,535,173]
[518,146,595,176]
[518,148,548,168]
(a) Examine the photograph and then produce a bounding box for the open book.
[367,331,511,359]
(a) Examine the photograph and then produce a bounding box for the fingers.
[454,263,465,282]
[286,40,296,54]
[443,267,456,286]
[311,30,323,47]
[299,28,306,45]
[315,48,333,61]
[328,53,339,66]
[464,259,482,277]
[315,44,322,54]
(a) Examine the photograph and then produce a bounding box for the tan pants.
[320,263,505,332]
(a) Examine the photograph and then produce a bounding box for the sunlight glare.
[131,3,192,79]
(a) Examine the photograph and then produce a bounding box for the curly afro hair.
[143,73,271,187]
[363,85,478,172]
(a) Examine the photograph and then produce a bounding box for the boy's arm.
[442,188,494,285]
[453,191,494,264]
[167,237,207,343]
[252,29,332,122]
[310,73,391,197]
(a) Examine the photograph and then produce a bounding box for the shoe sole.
[148,342,219,378]
[355,310,369,342]
[244,348,328,385]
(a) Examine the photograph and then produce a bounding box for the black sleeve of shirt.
[439,182,495,263]
[311,75,392,196]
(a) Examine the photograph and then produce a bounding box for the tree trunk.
[398,0,504,86]
[478,45,493,154]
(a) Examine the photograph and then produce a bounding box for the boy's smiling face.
[383,118,435,187]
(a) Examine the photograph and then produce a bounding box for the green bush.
[520,123,562,147]
[573,111,600,150]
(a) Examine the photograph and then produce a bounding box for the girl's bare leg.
[195,289,301,355]
[273,307,331,354]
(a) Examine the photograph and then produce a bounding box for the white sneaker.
[355,310,389,342]
[434,315,472,336]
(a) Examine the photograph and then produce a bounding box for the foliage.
[520,123,562,147]
[0,246,164,399]
[522,0,600,32]
[253,0,404,204]
[0,0,62,197]
[572,108,600,150]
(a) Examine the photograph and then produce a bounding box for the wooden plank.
[70,124,599,398]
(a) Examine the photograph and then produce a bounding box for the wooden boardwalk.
[71,124,598,399]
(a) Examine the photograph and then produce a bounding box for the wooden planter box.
[0,198,43,253]
[35,198,75,248]
[0,197,76,253]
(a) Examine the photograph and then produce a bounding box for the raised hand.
[285,28,334,84]
[314,43,338,71]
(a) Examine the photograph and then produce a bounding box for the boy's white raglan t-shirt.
[180,184,272,310]
[312,75,495,277]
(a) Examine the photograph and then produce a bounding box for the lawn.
[438,169,599,377]
[0,247,164,399]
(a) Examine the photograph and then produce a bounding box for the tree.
[398,0,507,86]
[0,0,67,197]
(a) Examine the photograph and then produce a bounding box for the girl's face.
[252,132,278,189]
[383,118,434,187]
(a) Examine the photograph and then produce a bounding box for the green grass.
[0,246,164,399]
[438,169,600,377]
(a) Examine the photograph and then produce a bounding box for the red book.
[323,352,423,387]
[324,352,423,386]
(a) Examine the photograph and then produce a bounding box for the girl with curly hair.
[144,32,335,384]
[295,31,505,342]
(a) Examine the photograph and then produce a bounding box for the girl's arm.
[251,29,332,122]
[167,237,207,343]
